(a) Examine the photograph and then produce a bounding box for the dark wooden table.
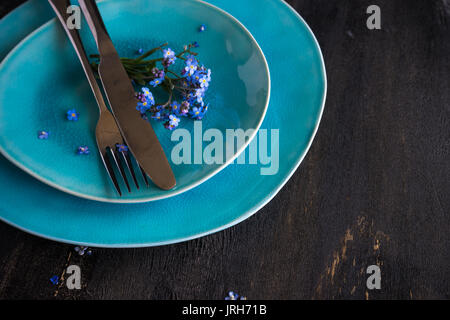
[0,0,449,300]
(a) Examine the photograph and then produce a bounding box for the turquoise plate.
[0,0,326,247]
[0,0,270,203]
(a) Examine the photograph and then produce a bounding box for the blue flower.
[140,88,155,105]
[141,87,151,97]
[151,111,163,120]
[77,146,90,155]
[189,106,201,118]
[199,76,209,88]
[185,58,198,76]
[136,100,151,114]
[150,78,163,87]
[193,90,205,105]
[162,56,176,68]
[169,114,180,127]
[225,291,246,300]
[164,114,180,130]
[74,246,92,256]
[50,275,59,285]
[116,144,128,152]
[186,55,197,63]
[137,48,144,54]
[163,48,175,59]
[171,101,181,114]
[192,41,199,48]
[147,94,155,106]
[191,71,202,84]
[189,104,208,120]
[67,109,79,121]
[195,88,205,98]
[38,130,49,139]
[199,24,206,32]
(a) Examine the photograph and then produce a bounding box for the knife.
[78,0,176,190]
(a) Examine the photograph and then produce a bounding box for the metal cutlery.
[78,0,176,190]
[48,0,149,196]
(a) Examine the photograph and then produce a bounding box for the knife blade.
[78,0,176,190]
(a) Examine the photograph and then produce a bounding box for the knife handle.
[78,0,114,56]
[48,0,108,114]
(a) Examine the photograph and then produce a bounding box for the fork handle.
[48,0,108,113]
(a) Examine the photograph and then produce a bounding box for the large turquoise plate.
[0,0,270,203]
[0,0,326,247]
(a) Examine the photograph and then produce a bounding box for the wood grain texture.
[0,0,449,300]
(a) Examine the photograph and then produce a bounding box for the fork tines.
[99,147,149,196]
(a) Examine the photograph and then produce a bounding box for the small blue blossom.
[191,71,203,84]
[225,291,246,300]
[150,78,163,87]
[186,54,197,63]
[195,88,206,98]
[189,106,201,118]
[199,76,209,88]
[141,87,151,97]
[136,100,151,114]
[169,114,180,127]
[171,101,181,114]
[163,48,175,59]
[147,94,155,106]
[77,146,90,155]
[50,275,59,285]
[199,24,206,32]
[137,48,144,54]
[116,144,128,152]
[151,111,163,120]
[38,130,49,139]
[164,114,180,130]
[74,246,92,256]
[67,109,79,121]
[192,41,199,48]
[184,59,198,76]
[162,56,176,68]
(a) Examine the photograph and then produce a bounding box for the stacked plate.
[0,0,326,247]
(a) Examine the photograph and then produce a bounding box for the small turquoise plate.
[0,0,326,247]
[0,0,270,203]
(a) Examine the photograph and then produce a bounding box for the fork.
[48,0,148,196]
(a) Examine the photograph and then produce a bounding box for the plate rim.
[0,0,271,204]
[0,0,326,247]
